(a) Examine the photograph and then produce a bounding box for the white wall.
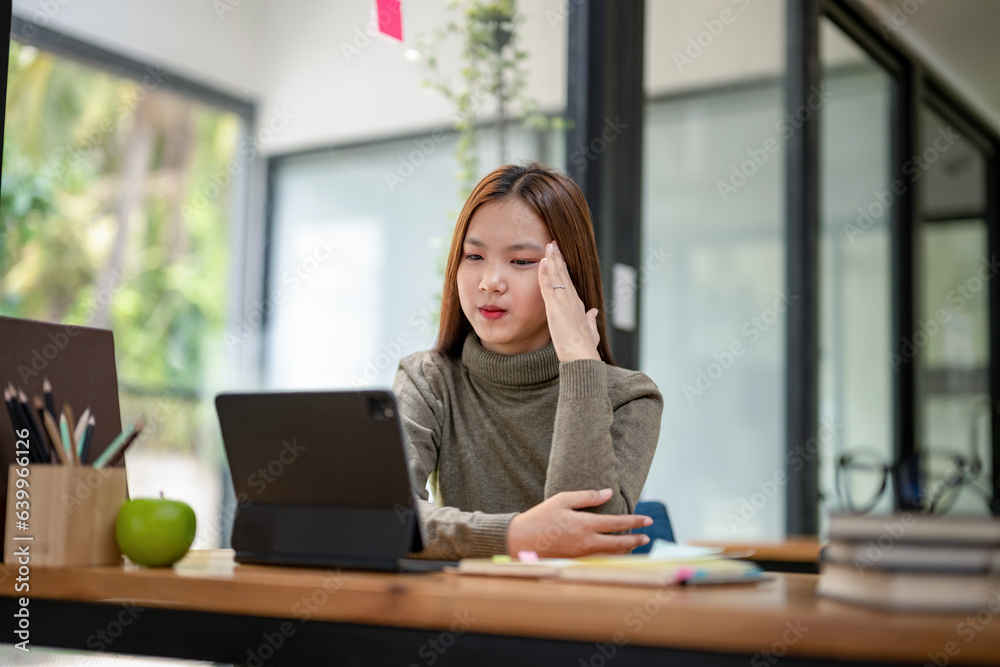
[645,0,785,95]
[15,0,567,153]
[12,0,262,98]
[17,0,995,146]
[252,0,567,153]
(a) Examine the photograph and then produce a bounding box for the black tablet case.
[215,390,425,570]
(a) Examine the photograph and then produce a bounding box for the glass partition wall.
[640,1,787,540]
[810,0,999,526]
[916,106,994,516]
[641,0,999,538]
[817,19,895,519]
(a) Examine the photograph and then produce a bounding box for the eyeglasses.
[835,447,997,515]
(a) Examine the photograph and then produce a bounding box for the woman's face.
[457,199,553,356]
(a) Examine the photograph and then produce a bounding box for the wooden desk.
[2,550,998,666]
[690,539,823,573]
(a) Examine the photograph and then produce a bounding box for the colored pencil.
[43,377,56,420]
[18,389,50,463]
[4,388,34,462]
[59,413,78,466]
[62,403,76,440]
[80,415,95,465]
[74,408,91,459]
[62,406,81,466]
[42,411,66,465]
[4,386,21,432]
[3,387,19,431]
[34,396,55,462]
[95,418,144,468]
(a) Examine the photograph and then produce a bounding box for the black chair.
[631,500,675,554]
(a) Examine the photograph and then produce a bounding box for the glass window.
[916,107,992,516]
[817,19,894,519]
[2,41,244,548]
[641,1,786,540]
[264,127,562,390]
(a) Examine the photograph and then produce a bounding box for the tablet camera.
[368,396,395,422]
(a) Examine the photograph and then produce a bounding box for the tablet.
[215,390,441,571]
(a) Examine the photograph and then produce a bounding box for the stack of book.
[818,513,1000,611]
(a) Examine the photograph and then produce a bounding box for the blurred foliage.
[119,386,200,457]
[416,0,572,202]
[2,42,240,450]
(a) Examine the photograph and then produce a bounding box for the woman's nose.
[479,264,506,293]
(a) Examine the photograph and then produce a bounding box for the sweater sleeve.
[393,354,518,560]
[543,359,663,516]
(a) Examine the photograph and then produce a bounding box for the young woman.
[393,162,663,560]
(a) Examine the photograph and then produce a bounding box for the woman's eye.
[464,254,482,261]
[512,259,537,266]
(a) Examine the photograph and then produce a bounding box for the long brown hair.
[435,162,616,365]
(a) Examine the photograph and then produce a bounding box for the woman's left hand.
[539,241,601,362]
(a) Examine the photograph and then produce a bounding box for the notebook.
[454,542,771,585]
[215,390,450,572]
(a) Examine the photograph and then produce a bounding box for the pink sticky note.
[376,0,403,41]
[517,550,539,563]
[674,566,695,584]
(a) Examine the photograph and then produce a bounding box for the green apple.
[115,496,197,567]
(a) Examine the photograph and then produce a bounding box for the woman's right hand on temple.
[506,488,652,557]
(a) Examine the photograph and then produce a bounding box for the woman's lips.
[479,307,507,321]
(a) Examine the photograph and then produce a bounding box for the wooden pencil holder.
[4,464,128,568]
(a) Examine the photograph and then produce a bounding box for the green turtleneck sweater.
[392,332,663,560]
